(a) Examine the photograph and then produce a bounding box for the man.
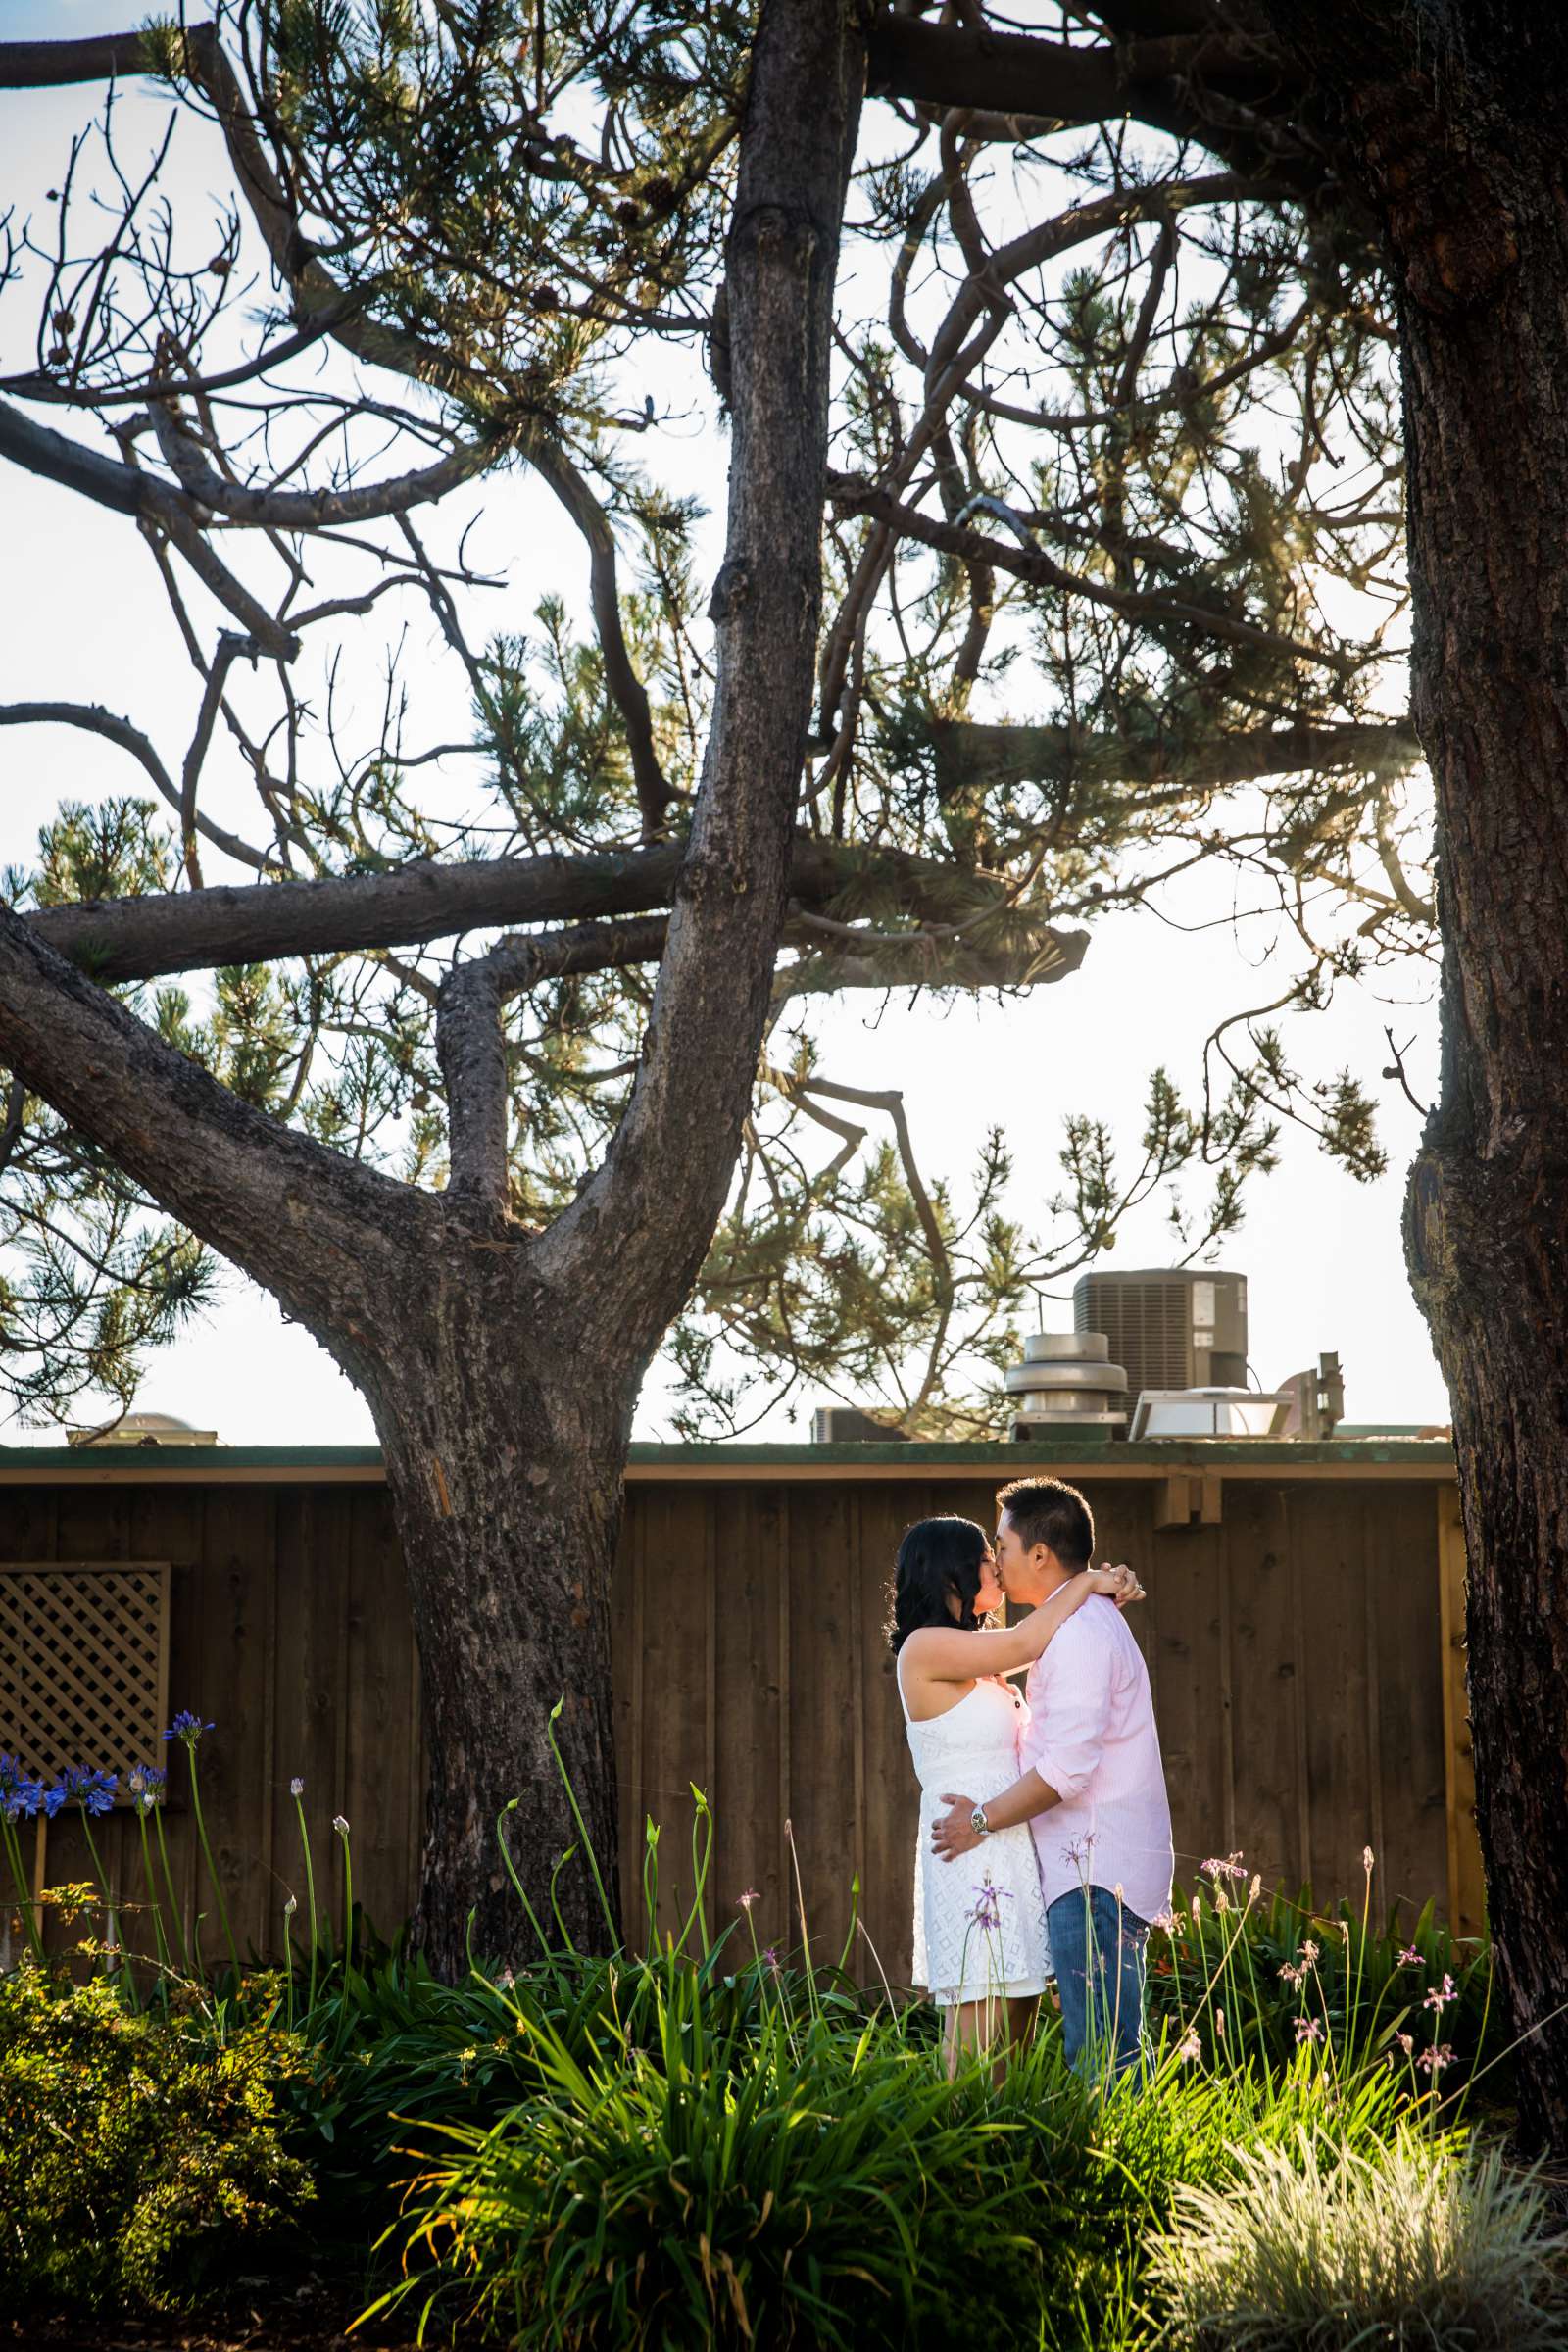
[931,1475,1173,2078]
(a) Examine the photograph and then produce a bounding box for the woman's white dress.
[898,1655,1052,2007]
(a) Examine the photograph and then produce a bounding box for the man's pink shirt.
[1019,1596,1174,1925]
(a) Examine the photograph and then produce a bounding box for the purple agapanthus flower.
[1,1772,46,1823]
[162,1710,215,1747]
[54,1764,118,1815]
[0,1756,46,1820]
[126,1762,168,1814]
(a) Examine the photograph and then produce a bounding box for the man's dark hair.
[996,1476,1094,1570]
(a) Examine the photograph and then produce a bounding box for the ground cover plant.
[2,1717,1561,2348]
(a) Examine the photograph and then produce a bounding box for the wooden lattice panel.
[0,1562,171,1798]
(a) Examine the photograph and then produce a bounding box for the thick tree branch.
[0,900,428,1358]
[933,715,1421,796]
[865,15,1311,182]
[777,918,1090,1002]
[0,28,175,86]
[435,959,508,1203]
[18,834,994,984]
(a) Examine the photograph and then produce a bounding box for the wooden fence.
[0,1443,1483,1974]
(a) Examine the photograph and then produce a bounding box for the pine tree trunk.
[360,1250,631,1972]
[1383,53,1568,2150]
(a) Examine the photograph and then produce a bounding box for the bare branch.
[523,438,673,843]
[0,700,283,875]
[0,399,298,657]
[147,397,508,530]
[827,469,1361,676]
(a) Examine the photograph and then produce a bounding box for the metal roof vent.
[69,1410,220,1448]
[1005,1332,1128,1441]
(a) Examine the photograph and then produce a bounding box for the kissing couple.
[890,1475,1173,2078]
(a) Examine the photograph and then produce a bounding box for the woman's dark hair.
[886,1515,991,1654]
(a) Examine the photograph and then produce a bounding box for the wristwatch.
[970,1804,991,1838]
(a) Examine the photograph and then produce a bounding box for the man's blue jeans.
[1047,1884,1151,2079]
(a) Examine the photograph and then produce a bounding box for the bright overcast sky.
[0,2,1449,1444]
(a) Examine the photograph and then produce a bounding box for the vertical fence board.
[1222,1483,1299,1888]
[1149,1511,1227,1886]
[187,1482,273,1966]
[270,1487,353,1942]
[784,1482,860,1968]
[1369,1484,1449,1914]
[853,1484,926,1982]
[345,1485,416,1943]
[1298,1488,1378,1897]
[1438,1486,1486,1936]
[610,1496,639,1932]
[707,1483,785,1954]
[634,1485,710,1942]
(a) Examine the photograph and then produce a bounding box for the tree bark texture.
[0,0,863,1973]
[1276,1,1568,2150]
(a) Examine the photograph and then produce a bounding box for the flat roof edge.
[0,1436,1457,1484]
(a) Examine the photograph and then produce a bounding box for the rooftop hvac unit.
[810,1406,910,1445]
[1072,1269,1248,1410]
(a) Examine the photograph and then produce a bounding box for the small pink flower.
[1424,1973,1456,2011]
[1396,2032,1415,2056]
[1418,2042,1454,2076]
[968,1875,1013,1936]
[1398,1945,1421,1965]
[1301,1939,1320,1965]
[1295,2015,1323,2046]
[737,1888,760,1913]
[1176,2027,1201,2064]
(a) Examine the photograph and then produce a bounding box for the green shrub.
[1144,2128,1566,2350]
[366,1946,1428,2352]
[0,1963,315,2315]
[372,1950,1064,2349]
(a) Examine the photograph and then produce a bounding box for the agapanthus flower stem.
[336,1818,355,1981]
[293,1791,321,2021]
[184,1744,241,1984]
[545,1696,619,1950]
[0,1814,44,1965]
[134,1804,173,2001]
[152,1800,194,1977]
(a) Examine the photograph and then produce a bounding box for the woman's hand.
[1086,1561,1145,1608]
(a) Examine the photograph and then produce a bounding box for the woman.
[889,1514,1141,2074]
